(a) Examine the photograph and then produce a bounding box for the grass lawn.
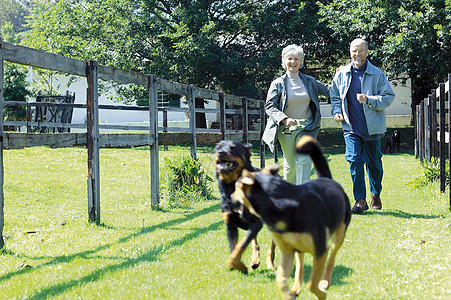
[1,127,450,299]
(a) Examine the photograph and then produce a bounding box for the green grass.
[1,127,451,299]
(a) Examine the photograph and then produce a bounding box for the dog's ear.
[243,143,253,157]
[240,169,255,185]
[269,165,280,175]
[262,165,280,175]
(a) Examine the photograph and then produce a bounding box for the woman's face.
[284,53,301,74]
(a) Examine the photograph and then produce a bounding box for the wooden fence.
[0,37,269,247]
[414,74,451,210]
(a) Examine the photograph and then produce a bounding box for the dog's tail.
[295,136,332,179]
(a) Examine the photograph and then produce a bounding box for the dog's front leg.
[228,241,248,273]
[223,215,239,253]
[276,249,296,300]
[307,253,328,300]
[320,222,347,291]
[228,220,262,273]
[240,220,263,270]
[250,238,260,270]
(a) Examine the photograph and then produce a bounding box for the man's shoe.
[352,199,369,214]
[371,193,382,210]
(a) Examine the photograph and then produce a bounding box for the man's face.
[350,42,368,67]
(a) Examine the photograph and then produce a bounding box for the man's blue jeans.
[344,132,383,201]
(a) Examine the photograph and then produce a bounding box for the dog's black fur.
[215,140,274,273]
[233,136,351,299]
[384,129,400,153]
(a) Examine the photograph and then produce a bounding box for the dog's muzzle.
[215,152,238,173]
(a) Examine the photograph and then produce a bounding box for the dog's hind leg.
[250,238,260,269]
[307,253,327,300]
[266,239,276,270]
[291,251,305,296]
[319,222,347,291]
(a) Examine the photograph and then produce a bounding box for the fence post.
[439,84,446,193]
[149,75,159,207]
[26,103,32,133]
[188,85,197,159]
[430,92,437,158]
[415,105,419,159]
[424,96,430,161]
[163,108,168,151]
[86,60,100,223]
[419,100,425,162]
[242,97,248,144]
[260,100,266,168]
[219,92,226,140]
[0,38,5,248]
[448,73,451,211]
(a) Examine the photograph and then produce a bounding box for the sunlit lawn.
[1,127,450,299]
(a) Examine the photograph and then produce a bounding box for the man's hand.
[357,93,367,104]
[334,113,344,122]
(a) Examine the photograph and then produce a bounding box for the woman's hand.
[282,117,297,127]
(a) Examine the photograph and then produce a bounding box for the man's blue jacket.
[330,60,395,135]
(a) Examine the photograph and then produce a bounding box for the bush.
[4,62,30,123]
[161,155,214,207]
[407,156,449,188]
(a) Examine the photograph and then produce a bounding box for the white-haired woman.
[262,44,330,184]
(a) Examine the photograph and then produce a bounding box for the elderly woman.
[262,44,329,184]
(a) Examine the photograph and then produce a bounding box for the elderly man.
[330,38,395,214]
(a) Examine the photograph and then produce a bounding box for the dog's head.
[232,166,280,218]
[393,129,400,138]
[214,140,253,183]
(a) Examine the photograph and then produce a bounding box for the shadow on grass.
[251,263,353,287]
[0,203,222,299]
[365,209,443,219]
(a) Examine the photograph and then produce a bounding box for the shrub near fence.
[414,73,451,210]
[0,37,268,247]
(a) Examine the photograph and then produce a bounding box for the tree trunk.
[410,76,435,125]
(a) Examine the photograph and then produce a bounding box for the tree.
[22,0,337,128]
[23,1,335,96]
[3,62,30,124]
[1,21,31,127]
[0,0,29,35]
[318,0,451,117]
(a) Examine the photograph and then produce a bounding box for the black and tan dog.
[215,140,275,273]
[233,136,351,299]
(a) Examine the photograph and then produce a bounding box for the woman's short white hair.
[281,44,305,70]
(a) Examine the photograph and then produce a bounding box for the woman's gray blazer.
[262,72,329,152]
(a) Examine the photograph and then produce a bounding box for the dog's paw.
[250,260,260,270]
[228,259,248,274]
[290,283,301,296]
[266,260,275,270]
[281,290,297,300]
[319,279,330,290]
